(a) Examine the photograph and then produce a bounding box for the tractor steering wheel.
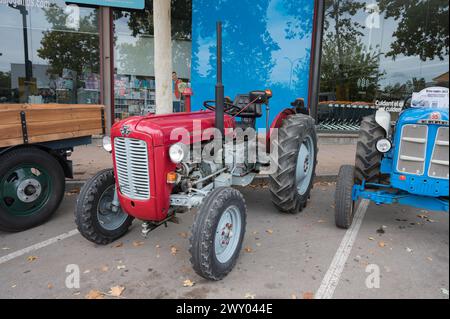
[203,100,241,116]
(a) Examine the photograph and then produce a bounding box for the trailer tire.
[335,165,356,229]
[269,114,318,213]
[355,115,388,184]
[189,187,247,281]
[0,147,65,232]
[75,169,133,245]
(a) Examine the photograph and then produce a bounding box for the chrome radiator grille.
[428,126,449,179]
[397,124,428,175]
[114,137,150,200]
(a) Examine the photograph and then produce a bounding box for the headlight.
[103,136,112,152]
[376,138,392,153]
[169,143,187,163]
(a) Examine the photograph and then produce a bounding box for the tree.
[0,71,12,102]
[37,4,100,76]
[378,0,449,61]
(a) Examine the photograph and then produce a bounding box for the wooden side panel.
[0,104,104,148]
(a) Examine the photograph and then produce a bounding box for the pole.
[215,21,224,136]
[153,0,173,114]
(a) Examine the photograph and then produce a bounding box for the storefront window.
[0,1,100,105]
[112,0,192,120]
[318,0,449,131]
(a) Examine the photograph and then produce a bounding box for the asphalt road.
[0,183,448,299]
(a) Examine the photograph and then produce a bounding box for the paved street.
[0,183,448,299]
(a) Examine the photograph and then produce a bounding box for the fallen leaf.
[83,270,91,274]
[113,242,124,248]
[132,241,144,247]
[378,241,387,248]
[317,220,325,223]
[441,288,449,296]
[266,229,274,235]
[427,219,435,223]
[178,232,188,239]
[252,231,259,236]
[417,214,428,219]
[303,292,314,299]
[368,237,375,241]
[47,283,53,289]
[244,293,256,299]
[2,247,10,250]
[85,290,104,299]
[427,257,433,262]
[406,247,413,253]
[11,284,16,288]
[27,256,37,262]
[183,279,195,287]
[109,286,125,297]
[170,246,178,256]
[244,247,253,253]
[156,244,161,249]
[117,265,126,270]
[73,292,81,296]
[101,266,109,272]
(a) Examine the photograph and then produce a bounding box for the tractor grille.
[114,137,150,200]
[428,126,449,179]
[397,124,428,175]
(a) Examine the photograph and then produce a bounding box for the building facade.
[0,0,448,132]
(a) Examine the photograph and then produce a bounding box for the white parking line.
[315,199,370,299]
[0,229,79,265]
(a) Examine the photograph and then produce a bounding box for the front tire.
[75,169,133,245]
[269,114,318,213]
[0,147,65,232]
[335,165,356,229]
[189,187,247,281]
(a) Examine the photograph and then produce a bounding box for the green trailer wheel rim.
[0,164,52,217]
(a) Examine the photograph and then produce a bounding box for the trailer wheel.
[75,169,133,245]
[269,114,318,213]
[0,147,65,232]
[335,165,356,229]
[355,115,388,184]
[189,187,247,281]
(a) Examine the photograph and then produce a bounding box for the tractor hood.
[112,111,235,146]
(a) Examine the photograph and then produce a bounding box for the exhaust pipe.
[215,21,224,136]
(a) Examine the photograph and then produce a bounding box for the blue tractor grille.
[428,126,449,179]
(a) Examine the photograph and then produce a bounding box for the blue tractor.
[335,87,449,229]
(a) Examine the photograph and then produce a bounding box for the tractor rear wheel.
[355,115,388,184]
[189,187,247,281]
[269,114,318,214]
[75,169,133,245]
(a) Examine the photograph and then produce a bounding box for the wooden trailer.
[0,104,104,232]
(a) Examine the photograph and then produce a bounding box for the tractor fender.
[375,108,391,137]
[266,108,296,152]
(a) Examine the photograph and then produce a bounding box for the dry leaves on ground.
[183,279,195,287]
[113,242,124,248]
[303,292,315,299]
[171,246,178,256]
[178,232,188,238]
[85,290,104,299]
[244,247,253,253]
[244,293,256,299]
[109,286,125,297]
[27,256,38,262]
[132,241,144,247]
[101,265,109,272]
[266,229,274,235]
[378,241,387,248]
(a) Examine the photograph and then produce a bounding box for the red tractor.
[75,22,318,280]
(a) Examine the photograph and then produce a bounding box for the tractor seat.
[233,94,263,118]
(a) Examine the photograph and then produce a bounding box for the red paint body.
[110,111,235,222]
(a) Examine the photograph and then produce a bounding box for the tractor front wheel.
[75,169,133,245]
[335,165,356,229]
[269,114,318,213]
[189,187,247,281]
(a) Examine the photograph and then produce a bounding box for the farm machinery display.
[75,22,318,280]
[335,87,449,229]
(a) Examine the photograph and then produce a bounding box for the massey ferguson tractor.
[75,22,318,280]
[335,87,449,229]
